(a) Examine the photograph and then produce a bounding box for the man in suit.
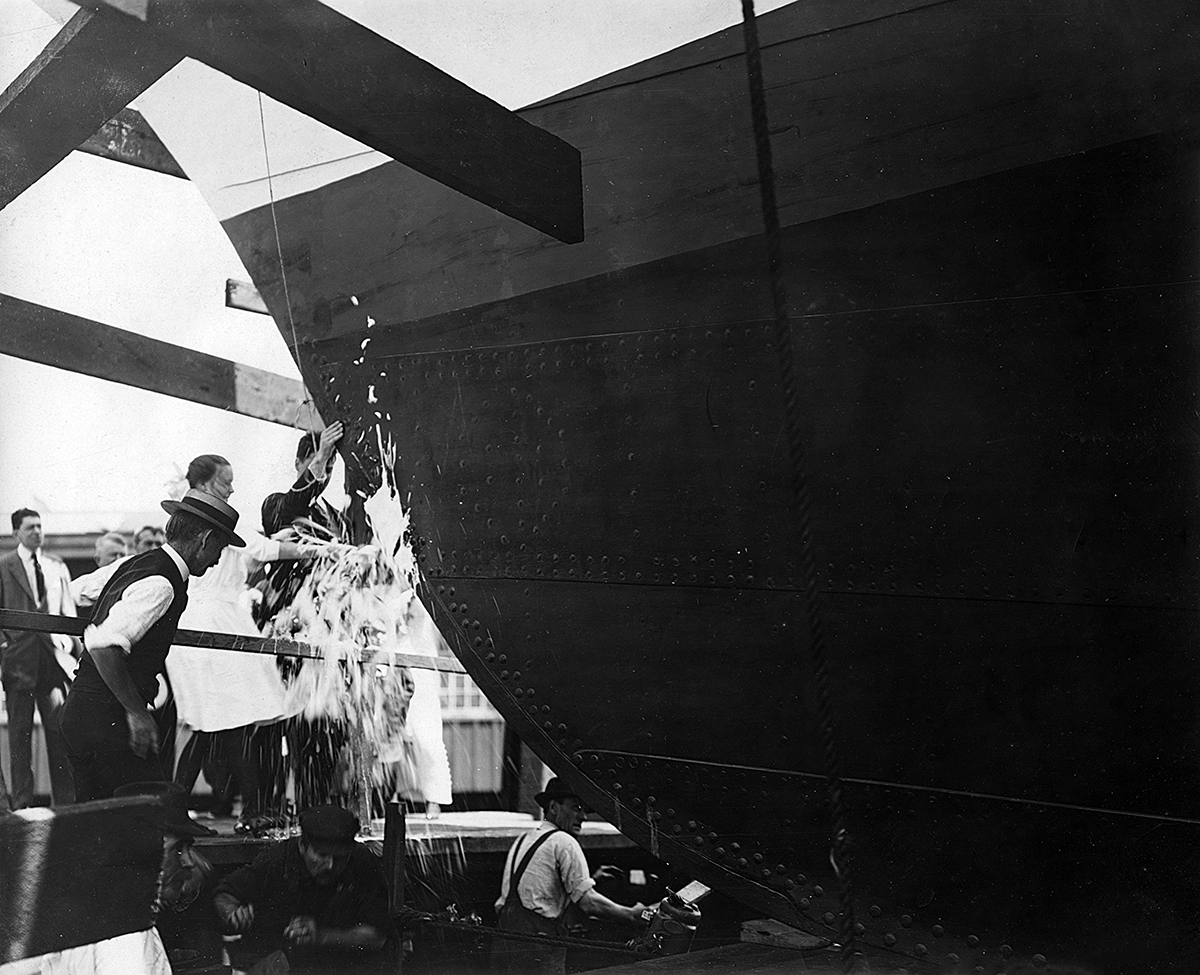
[0,508,78,808]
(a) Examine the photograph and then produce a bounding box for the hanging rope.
[737,2,859,968]
[256,91,313,429]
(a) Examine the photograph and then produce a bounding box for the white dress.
[166,533,296,732]
[392,597,453,805]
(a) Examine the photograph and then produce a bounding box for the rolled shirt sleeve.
[83,576,176,654]
[241,532,282,564]
[557,839,596,904]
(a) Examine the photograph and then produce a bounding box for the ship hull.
[207,2,1200,969]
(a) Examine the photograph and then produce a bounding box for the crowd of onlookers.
[87,525,168,570]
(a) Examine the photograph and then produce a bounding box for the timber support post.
[383,800,406,972]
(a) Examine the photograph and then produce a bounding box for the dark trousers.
[176,726,261,813]
[4,679,75,808]
[492,901,569,975]
[65,745,166,803]
[60,690,166,802]
[154,677,177,778]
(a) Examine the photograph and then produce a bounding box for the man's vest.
[73,548,188,704]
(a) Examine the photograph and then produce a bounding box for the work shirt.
[214,838,389,936]
[65,545,190,753]
[69,555,128,608]
[83,544,189,660]
[496,822,595,920]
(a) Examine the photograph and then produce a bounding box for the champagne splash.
[266,425,432,832]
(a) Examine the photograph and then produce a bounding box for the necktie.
[31,552,46,608]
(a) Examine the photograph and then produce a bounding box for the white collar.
[160,543,190,584]
[16,543,39,562]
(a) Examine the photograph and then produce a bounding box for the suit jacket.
[0,549,75,692]
[255,471,345,626]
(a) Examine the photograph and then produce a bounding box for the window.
[439,671,500,720]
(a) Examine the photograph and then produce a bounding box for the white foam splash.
[266,421,444,822]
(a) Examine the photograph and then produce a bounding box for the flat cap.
[299,804,359,851]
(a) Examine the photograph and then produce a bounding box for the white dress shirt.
[83,544,189,656]
[16,543,72,616]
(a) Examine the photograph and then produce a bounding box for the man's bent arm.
[90,644,150,715]
[578,889,646,925]
[262,472,328,535]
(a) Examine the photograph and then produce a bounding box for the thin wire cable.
[590,749,1200,826]
[256,91,312,427]
[738,2,859,969]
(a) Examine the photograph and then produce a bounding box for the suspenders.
[506,828,562,909]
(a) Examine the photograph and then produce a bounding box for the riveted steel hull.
[214,2,1200,969]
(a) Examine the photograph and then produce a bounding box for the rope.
[738,2,859,968]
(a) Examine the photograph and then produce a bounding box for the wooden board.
[0,7,181,208]
[226,279,269,315]
[595,941,925,973]
[0,797,165,961]
[77,107,186,179]
[0,609,465,675]
[195,813,634,865]
[90,0,583,243]
[0,293,321,431]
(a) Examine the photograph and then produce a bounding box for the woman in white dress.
[167,454,313,827]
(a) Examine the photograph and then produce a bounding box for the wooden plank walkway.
[194,809,635,865]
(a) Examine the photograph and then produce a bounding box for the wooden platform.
[591,941,920,974]
[194,809,635,865]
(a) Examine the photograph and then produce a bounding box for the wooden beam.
[86,0,583,243]
[0,8,181,209]
[382,802,405,919]
[225,279,270,315]
[77,107,187,179]
[0,610,467,675]
[0,293,321,431]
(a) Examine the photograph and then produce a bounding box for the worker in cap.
[213,804,389,962]
[493,777,648,974]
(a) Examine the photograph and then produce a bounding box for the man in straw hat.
[493,776,649,974]
[60,489,245,802]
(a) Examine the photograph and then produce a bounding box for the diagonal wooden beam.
[84,0,583,243]
[0,293,321,431]
[0,8,182,209]
[77,107,187,179]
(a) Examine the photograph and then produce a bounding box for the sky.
[0,0,789,537]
